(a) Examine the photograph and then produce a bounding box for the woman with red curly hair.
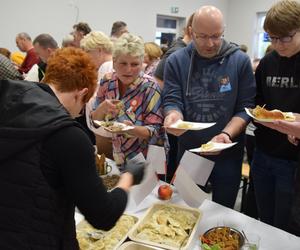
[0,47,144,249]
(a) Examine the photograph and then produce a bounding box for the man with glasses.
[163,6,255,209]
[251,0,300,233]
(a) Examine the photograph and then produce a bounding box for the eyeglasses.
[192,29,224,42]
[268,31,298,43]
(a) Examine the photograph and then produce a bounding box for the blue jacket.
[163,41,256,152]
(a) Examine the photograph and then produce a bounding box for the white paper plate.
[189,142,238,153]
[94,120,134,133]
[168,120,216,130]
[245,107,295,123]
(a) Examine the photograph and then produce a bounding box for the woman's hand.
[92,99,121,120]
[121,120,152,140]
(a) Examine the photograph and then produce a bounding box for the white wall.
[0,0,229,52]
[226,0,279,57]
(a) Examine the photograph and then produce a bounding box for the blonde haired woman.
[80,31,113,79]
[92,33,167,165]
[144,42,163,77]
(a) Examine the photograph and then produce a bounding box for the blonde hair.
[144,42,162,61]
[80,31,113,53]
[113,33,144,59]
[264,0,300,36]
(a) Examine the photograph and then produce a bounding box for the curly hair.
[73,22,91,36]
[113,33,144,59]
[264,0,300,36]
[43,47,97,103]
[80,31,113,53]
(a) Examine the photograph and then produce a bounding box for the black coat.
[0,80,78,249]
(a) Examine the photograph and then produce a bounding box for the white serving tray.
[77,214,138,250]
[128,203,202,250]
[119,241,164,250]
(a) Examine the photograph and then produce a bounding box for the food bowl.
[200,226,245,250]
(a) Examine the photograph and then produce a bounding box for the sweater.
[254,50,300,160]
[163,41,256,151]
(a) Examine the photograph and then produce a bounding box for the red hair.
[44,47,97,103]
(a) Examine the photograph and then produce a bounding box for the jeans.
[209,147,244,209]
[251,148,297,231]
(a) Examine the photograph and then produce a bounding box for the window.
[156,16,177,29]
[253,12,271,59]
[155,15,185,46]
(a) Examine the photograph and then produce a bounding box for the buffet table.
[75,180,300,250]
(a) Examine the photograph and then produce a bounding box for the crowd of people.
[0,0,300,248]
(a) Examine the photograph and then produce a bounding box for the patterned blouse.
[95,72,166,165]
[144,59,160,77]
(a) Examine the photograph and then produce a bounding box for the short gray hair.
[16,32,31,41]
[113,33,144,59]
[80,31,113,53]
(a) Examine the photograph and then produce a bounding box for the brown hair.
[183,13,195,36]
[110,21,127,37]
[44,47,97,103]
[73,22,91,36]
[144,42,163,61]
[264,0,300,36]
[0,48,11,58]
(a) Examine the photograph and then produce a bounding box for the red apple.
[158,184,173,200]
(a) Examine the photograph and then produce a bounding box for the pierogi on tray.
[77,214,137,250]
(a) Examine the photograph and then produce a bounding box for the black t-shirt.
[40,125,127,230]
[154,37,187,81]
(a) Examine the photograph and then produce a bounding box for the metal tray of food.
[128,203,202,250]
[77,214,138,250]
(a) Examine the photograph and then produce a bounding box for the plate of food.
[189,141,238,153]
[94,120,134,133]
[168,120,216,131]
[200,226,245,250]
[245,105,295,122]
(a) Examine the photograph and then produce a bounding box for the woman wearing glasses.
[251,0,300,233]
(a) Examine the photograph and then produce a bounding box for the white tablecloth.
[75,178,300,250]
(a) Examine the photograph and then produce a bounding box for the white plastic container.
[128,203,202,250]
[119,241,164,250]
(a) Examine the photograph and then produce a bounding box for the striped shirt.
[95,72,166,164]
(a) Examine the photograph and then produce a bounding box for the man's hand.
[164,111,187,136]
[211,132,232,143]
